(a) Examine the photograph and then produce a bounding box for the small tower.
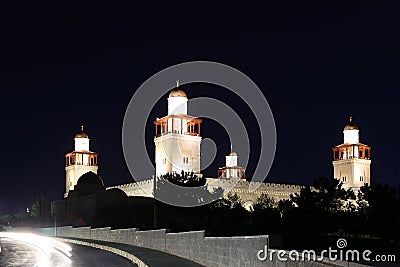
[154,82,202,177]
[64,126,99,197]
[332,117,371,191]
[218,151,246,179]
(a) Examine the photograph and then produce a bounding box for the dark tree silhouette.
[357,183,400,240]
[160,171,206,187]
[205,193,251,236]
[250,193,281,235]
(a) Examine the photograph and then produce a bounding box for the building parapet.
[107,178,303,206]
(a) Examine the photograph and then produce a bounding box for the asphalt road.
[0,238,136,267]
[68,237,205,267]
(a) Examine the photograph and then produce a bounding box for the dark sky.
[0,1,399,213]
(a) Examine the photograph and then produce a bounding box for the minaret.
[153,82,202,177]
[218,151,246,179]
[64,126,99,197]
[332,117,371,191]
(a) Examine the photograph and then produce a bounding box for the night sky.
[1,2,399,213]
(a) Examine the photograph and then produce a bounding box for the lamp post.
[54,215,57,237]
[153,174,157,229]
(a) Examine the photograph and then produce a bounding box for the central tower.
[332,117,371,191]
[154,82,202,177]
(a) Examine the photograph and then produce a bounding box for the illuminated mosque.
[63,84,371,208]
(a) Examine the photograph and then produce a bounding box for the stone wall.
[72,226,91,239]
[206,178,303,204]
[34,227,56,236]
[202,236,269,267]
[136,229,168,252]
[111,228,136,245]
[57,226,73,237]
[164,231,268,267]
[29,226,366,267]
[31,225,270,266]
[166,231,204,262]
[109,180,153,198]
[91,227,112,241]
[108,178,303,209]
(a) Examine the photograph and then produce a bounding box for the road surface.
[0,237,136,267]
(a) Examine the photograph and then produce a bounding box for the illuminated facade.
[111,85,301,209]
[153,83,202,177]
[78,84,373,208]
[111,83,301,208]
[332,117,371,191]
[64,126,98,197]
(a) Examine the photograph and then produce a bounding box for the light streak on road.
[0,232,72,267]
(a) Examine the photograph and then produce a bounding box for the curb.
[56,237,149,267]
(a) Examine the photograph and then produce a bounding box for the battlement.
[206,177,302,188]
[108,179,154,198]
[109,179,153,189]
[108,177,303,204]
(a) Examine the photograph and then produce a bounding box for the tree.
[357,183,400,239]
[277,199,294,217]
[206,193,250,236]
[30,195,51,225]
[252,193,275,212]
[250,193,281,235]
[160,171,206,187]
[0,214,12,226]
[282,178,356,247]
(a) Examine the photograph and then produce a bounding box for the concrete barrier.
[91,227,112,241]
[56,237,148,267]
[73,226,91,239]
[34,227,55,236]
[166,231,205,262]
[110,228,136,245]
[201,236,269,267]
[135,229,168,252]
[28,226,368,267]
[57,226,73,237]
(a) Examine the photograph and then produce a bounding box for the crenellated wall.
[108,179,154,197]
[108,177,302,209]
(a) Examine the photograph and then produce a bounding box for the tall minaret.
[332,117,371,191]
[154,82,202,177]
[64,126,99,197]
[218,151,246,179]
